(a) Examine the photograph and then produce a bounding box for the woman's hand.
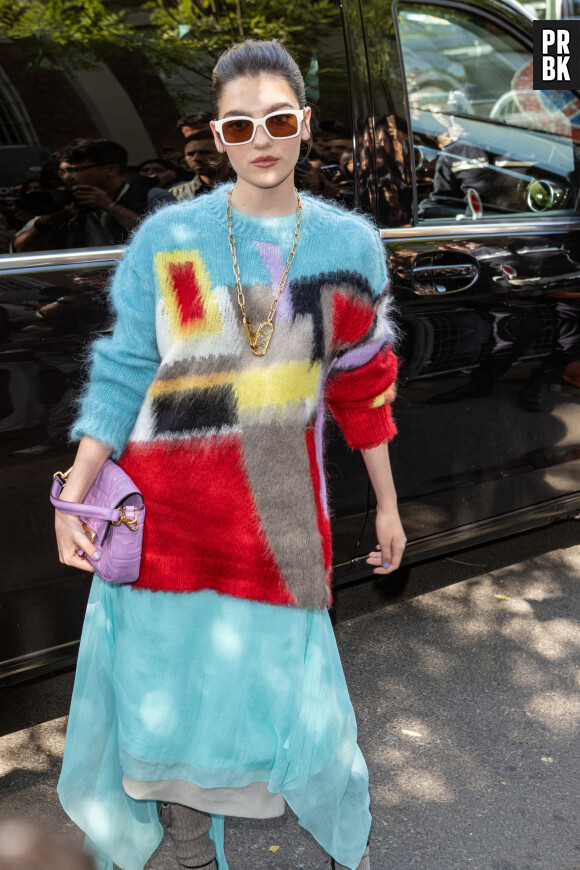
[53,434,113,571]
[55,509,102,572]
[360,440,406,574]
[366,506,407,575]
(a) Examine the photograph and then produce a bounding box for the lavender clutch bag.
[51,459,145,584]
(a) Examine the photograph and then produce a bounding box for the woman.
[55,39,406,870]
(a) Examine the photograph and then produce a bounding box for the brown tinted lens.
[265,113,299,138]
[222,118,255,143]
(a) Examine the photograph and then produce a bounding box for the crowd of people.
[0,111,362,255]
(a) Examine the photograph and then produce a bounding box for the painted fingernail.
[93,551,102,561]
[382,562,390,569]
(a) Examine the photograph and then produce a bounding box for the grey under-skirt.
[122,776,286,819]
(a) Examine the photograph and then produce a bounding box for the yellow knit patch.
[235,360,321,409]
[154,250,222,340]
[371,382,397,408]
[149,359,321,408]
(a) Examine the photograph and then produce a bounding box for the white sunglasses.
[214,109,306,145]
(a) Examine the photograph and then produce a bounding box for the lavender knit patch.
[332,337,386,370]
[255,241,284,286]
[314,379,329,511]
[255,241,294,322]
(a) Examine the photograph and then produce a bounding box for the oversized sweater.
[72,184,398,609]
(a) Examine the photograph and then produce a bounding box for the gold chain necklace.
[226,188,302,357]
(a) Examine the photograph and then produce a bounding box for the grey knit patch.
[240,419,330,609]
[155,354,238,382]
[225,281,273,326]
[223,282,316,368]
[230,282,328,607]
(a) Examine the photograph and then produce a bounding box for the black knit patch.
[152,384,237,435]
[290,275,324,361]
[290,270,375,362]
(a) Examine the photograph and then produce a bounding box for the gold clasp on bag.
[53,466,73,486]
[111,506,139,532]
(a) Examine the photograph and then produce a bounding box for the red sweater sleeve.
[325,346,398,449]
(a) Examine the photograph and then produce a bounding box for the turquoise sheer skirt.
[58,578,371,870]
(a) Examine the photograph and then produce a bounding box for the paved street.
[1,521,579,870]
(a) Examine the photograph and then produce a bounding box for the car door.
[0,1,360,680]
[330,0,580,578]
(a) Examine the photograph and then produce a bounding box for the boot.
[331,844,370,870]
[159,802,217,869]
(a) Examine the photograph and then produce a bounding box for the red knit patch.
[119,436,294,604]
[332,292,375,347]
[305,423,333,583]
[168,262,205,326]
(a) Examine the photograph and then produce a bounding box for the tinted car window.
[0,263,114,669]
[0,4,352,255]
[398,4,580,221]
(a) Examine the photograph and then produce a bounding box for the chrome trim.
[0,639,80,685]
[0,639,80,669]
[380,217,580,242]
[1,218,577,272]
[0,246,125,275]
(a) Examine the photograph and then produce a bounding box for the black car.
[1,0,579,683]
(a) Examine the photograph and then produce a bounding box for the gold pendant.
[244,318,274,357]
[251,321,274,356]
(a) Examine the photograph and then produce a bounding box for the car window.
[397,3,580,221]
[0,3,352,256]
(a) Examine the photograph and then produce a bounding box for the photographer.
[12,139,175,253]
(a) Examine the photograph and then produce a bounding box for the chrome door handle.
[413,263,477,280]
[412,254,479,294]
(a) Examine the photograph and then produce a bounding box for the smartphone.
[320,164,344,181]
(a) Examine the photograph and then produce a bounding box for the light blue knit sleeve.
[342,214,389,298]
[70,239,160,458]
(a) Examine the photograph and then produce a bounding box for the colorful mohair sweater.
[72,184,398,609]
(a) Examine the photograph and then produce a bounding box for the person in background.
[170,130,231,201]
[176,111,213,138]
[137,158,189,190]
[12,139,175,253]
[315,122,353,164]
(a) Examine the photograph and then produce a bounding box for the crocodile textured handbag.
[50,459,145,584]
